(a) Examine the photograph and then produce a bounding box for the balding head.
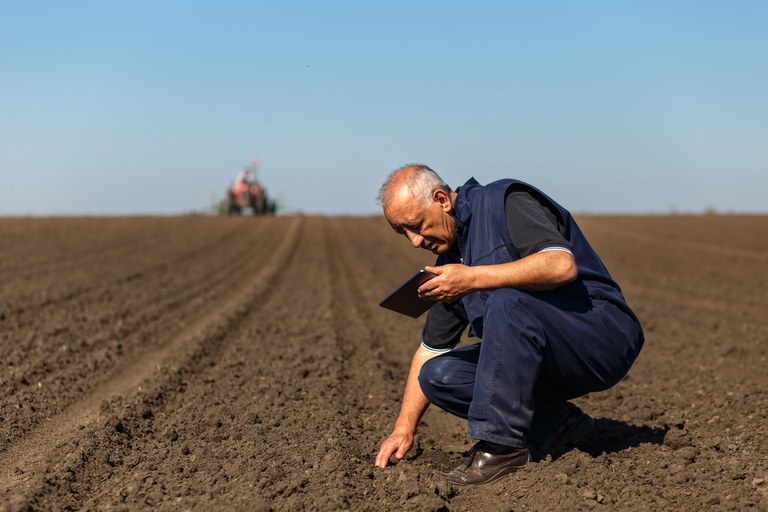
[377,164,452,215]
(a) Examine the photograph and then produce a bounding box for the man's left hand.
[418,264,475,302]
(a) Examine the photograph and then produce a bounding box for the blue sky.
[1,0,766,215]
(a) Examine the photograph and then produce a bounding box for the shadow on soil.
[533,418,668,462]
[582,418,667,455]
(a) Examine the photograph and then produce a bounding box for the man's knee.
[418,356,452,397]
[419,354,471,399]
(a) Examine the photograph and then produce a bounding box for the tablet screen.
[379,270,437,318]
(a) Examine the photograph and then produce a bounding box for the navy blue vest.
[446,177,632,331]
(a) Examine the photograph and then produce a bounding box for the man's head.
[377,164,457,254]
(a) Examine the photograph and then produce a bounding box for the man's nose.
[405,231,423,248]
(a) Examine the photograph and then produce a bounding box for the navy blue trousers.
[418,288,643,448]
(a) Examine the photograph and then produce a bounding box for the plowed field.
[1,215,766,511]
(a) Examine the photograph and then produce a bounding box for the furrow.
[0,216,304,506]
[0,220,282,450]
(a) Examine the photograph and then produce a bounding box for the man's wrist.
[393,418,417,434]
[469,264,491,291]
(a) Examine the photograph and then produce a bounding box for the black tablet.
[379,269,437,318]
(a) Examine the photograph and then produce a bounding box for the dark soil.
[1,215,766,511]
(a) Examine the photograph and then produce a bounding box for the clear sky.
[1,0,766,215]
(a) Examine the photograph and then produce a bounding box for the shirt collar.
[452,177,480,228]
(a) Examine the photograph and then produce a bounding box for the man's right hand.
[374,345,437,469]
[375,428,414,468]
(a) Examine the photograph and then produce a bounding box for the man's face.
[384,188,456,254]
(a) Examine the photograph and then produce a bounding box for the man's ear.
[433,189,452,212]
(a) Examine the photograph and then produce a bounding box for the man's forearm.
[375,345,442,468]
[394,346,439,433]
[422,251,578,302]
[472,250,577,291]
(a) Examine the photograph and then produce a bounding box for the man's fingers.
[375,449,390,468]
[375,439,398,468]
[376,435,412,468]
[377,442,395,466]
[417,282,434,295]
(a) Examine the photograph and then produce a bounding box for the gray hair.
[376,164,451,208]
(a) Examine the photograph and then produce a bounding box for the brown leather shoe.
[437,443,529,486]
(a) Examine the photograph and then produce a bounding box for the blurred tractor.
[226,164,276,215]
[227,181,246,215]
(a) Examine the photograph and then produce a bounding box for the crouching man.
[374,164,643,485]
